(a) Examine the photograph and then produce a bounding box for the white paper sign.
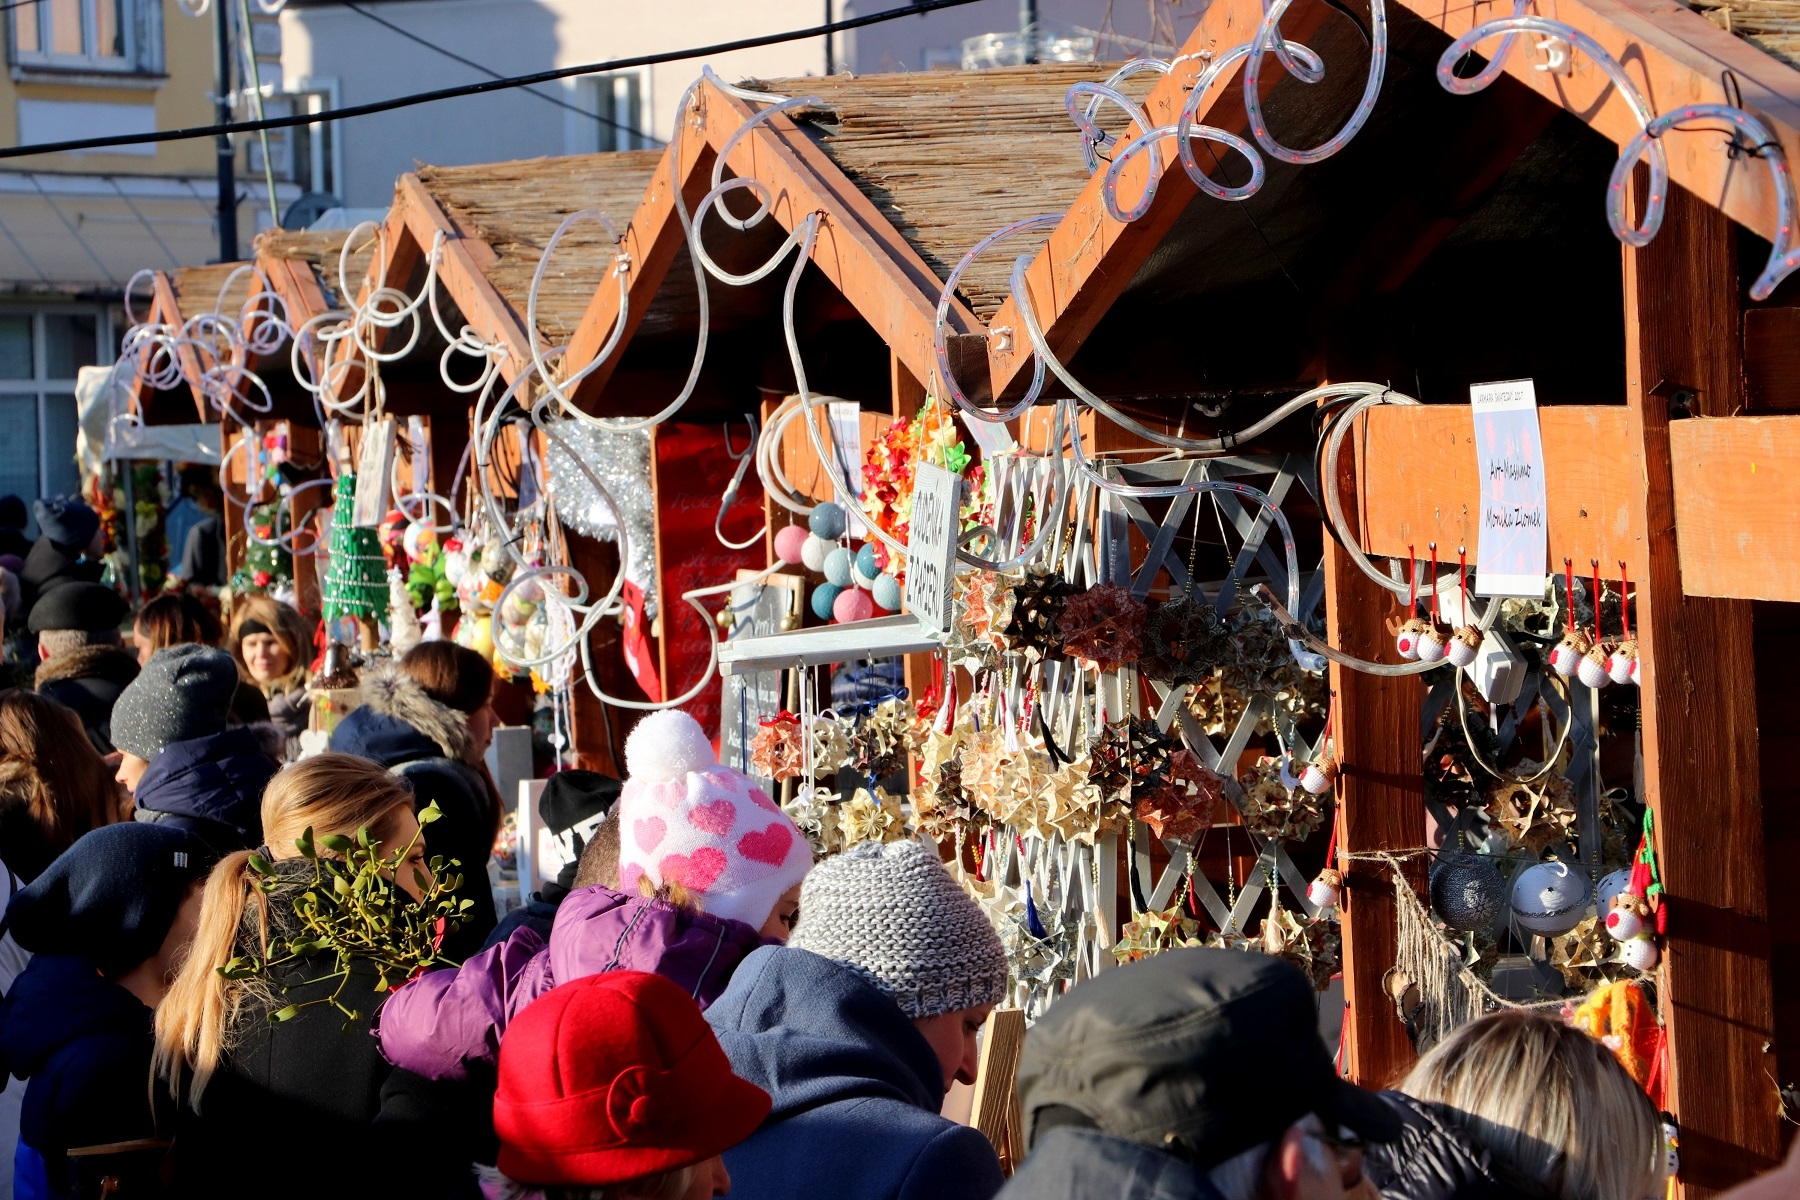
[903,461,960,637]
[1470,378,1548,597]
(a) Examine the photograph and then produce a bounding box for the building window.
[580,72,649,152]
[0,308,105,511]
[12,0,147,72]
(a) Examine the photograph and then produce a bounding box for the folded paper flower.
[1056,583,1147,674]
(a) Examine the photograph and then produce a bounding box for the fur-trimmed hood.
[330,661,469,764]
[34,644,139,690]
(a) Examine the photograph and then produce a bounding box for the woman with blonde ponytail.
[154,753,480,1198]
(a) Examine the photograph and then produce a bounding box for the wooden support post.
[1624,181,1780,1195]
[1327,411,1423,1089]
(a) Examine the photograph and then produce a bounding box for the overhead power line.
[332,0,664,146]
[0,0,988,160]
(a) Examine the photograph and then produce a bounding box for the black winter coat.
[1362,1092,1541,1200]
[35,645,140,756]
[0,955,157,1198]
[169,868,487,1198]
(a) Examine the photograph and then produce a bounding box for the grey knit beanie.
[111,643,239,760]
[789,838,1008,1019]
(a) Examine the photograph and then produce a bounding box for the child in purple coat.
[376,709,812,1082]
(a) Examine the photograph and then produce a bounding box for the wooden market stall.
[961,0,1800,1187]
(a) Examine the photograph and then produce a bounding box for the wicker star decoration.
[1484,768,1579,856]
[1057,583,1148,674]
[1144,597,1229,687]
[1001,571,1074,660]
[750,712,805,782]
[1135,748,1224,843]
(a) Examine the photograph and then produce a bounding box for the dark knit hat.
[539,769,622,837]
[32,498,98,550]
[7,822,213,977]
[111,644,239,760]
[0,495,26,530]
[27,581,128,634]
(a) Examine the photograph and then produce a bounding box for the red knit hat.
[493,971,771,1186]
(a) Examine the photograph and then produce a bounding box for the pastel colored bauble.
[1605,904,1646,942]
[811,582,844,621]
[1415,626,1448,664]
[515,577,544,604]
[852,561,880,590]
[1596,867,1633,913]
[442,549,470,586]
[1446,634,1479,668]
[1509,860,1592,936]
[808,502,848,540]
[833,587,875,624]
[501,594,536,626]
[801,534,832,574]
[856,543,880,578]
[1621,934,1661,972]
[871,573,902,612]
[1299,760,1337,796]
[1308,879,1340,910]
[402,522,437,562]
[1430,853,1506,933]
[774,524,810,565]
[823,547,855,588]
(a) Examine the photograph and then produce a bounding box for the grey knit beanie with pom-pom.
[789,838,1008,1019]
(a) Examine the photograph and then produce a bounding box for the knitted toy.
[617,709,813,930]
[1569,979,1665,1109]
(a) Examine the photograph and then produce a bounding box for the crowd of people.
[0,494,1789,1200]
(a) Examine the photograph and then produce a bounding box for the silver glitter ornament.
[1429,851,1506,932]
[543,416,658,619]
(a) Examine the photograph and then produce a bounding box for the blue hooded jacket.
[133,726,277,855]
[0,955,156,1199]
[705,946,1005,1200]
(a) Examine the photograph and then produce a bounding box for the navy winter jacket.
[0,955,157,1199]
[705,945,1005,1200]
[133,726,277,855]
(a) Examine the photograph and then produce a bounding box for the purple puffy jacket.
[374,883,768,1081]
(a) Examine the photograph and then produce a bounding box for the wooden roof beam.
[560,75,989,412]
[982,0,1327,402]
[153,271,213,423]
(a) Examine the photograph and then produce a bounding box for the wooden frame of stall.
[966,0,1800,1188]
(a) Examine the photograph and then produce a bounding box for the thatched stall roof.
[255,228,379,311]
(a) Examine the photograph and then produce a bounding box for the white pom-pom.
[624,709,717,781]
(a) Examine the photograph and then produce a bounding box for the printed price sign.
[904,461,960,637]
[1470,378,1548,597]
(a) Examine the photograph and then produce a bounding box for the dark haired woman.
[329,642,502,956]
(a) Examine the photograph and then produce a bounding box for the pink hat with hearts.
[616,709,812,930]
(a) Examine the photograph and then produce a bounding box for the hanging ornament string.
[1428,542,1440,624]
[1619,561,1632,643]
[1592,559,1605,643]
[1407,544,1418,616]
[1458,546,1468,621]
[1564,558,1577,636]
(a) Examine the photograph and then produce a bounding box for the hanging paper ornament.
[749,712,806,782]
[1001,571,1073,660]
[871,573,902,612]
[1510,860,1592,936]
[823,547,855,588]
[1429,852,1506,932]
[1298,758,1337,796]
[1134,748,1223,842]
[809,501,848,540]
[1237,758,1327,841]
[774,523,809,565]
[1143,597,1229,687]
[1620,934,1660,972]
[1057,583,1148,674]
[833,587,874,624]
[1308,869,1342,911]
[811,582,843,620]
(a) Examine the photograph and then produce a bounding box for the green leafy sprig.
[219,802,471,1025]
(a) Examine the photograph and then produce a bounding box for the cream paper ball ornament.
[1509,860,1592,936]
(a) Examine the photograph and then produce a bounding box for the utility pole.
[213,0,237,262]
[1020,0,1039,63]
[823,0,833,75]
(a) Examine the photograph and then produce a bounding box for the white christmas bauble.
[501,594,537,626]
[443,549,470,586]
[1577,652,1612,690]
[1605,903,1647,942]
[1621,934,1661,972]
[1299,760,1336,796]
[1446,636,1478,668]
[1308,879,1340,910]
[1596,867,1633,913]
[801,534,832,574]
[1509,860,1593,936]
[1416,627,1448,664]
[852,561,880,590]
